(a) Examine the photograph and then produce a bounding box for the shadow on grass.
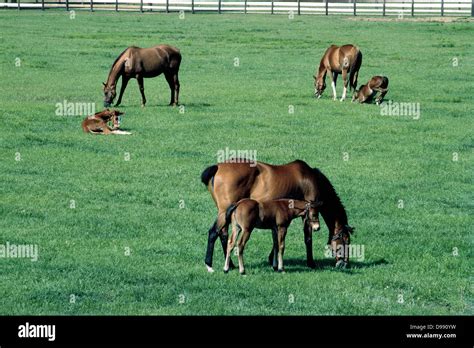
[256,258,389,273]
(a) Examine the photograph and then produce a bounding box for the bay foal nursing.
[224,199,321,274]
[314,44,362,101]
[201,160,354,272]
[103,45,181,107]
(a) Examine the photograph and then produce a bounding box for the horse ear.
[102,82,106,87]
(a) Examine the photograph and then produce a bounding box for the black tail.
[225,203,239,226]
[201,165,218,186]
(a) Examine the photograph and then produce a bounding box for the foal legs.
[304,219,316,269]
[115,76,130,107]
[205,219,235,273]
[137,76,146,107]
[375,88,388,105]
[224,220,241,273]
[237,228,252,275]
[277,226,288,272]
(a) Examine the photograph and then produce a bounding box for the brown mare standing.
[352,75,389,105]
[224,199,321,274]
[314,44,362,102]
[103,45,181,107]
[201,160,354,272]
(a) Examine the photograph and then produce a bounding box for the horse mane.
[313,168,348,224]
[107,47,131,81]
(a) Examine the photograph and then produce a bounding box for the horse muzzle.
[310,222,320,232]
[104,102,112,107]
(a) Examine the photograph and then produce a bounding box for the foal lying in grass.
[352,75,389,105]
[224,198,321,274]
[82,109,131,135]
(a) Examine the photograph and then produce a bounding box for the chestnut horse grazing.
[103,45,181,107]
[224,199,321,274]
[352,75,389,105]
[201,160,354,272]
[314,44,362,101]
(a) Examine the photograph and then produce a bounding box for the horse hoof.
[206,265,214,273]
[335,260,348,269]
[272,266,278,272]
[240,270,246,275]
[278,269,285,274]
[340,98,345,102]
[223,269,229,274]
[307,261,316,269]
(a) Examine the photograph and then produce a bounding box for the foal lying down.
[224,198,321,274]
[352,75,389,105]
[82,109,131,135]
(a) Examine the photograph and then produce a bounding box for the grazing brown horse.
[201,160,354,272]
[314,44,362,101]
[224,198,322,274]
[81,109,130,135]
[103,45,181,107]
[352,75,389,105]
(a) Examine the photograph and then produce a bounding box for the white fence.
[1,0,472,16]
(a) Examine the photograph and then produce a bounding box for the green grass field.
[0,11,472,315]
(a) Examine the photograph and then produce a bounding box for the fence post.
[411,0,414,16]
[218,0,221,13]
[353,0,356,15]
[244,0,247,14]
[271,1,273,14]
[472,0,474,16]
[18,0,20,10]
[441,0,444,16]
[41,0,44,10]
[166,0,169,12]
[191,0,194,13]
[90,0,93,11]
[325,0,328,15]
[297,0,300,15]
[115,0,118,11]
[382,0,385,15]
[140,0,143,11]
[66,0,69,11]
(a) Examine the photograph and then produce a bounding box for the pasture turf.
[0,11,472,315]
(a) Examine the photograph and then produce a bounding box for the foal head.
[302,200,323,231]
[313,75,326,98]
[103,83,117,107]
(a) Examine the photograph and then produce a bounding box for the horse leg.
[277,226,288,272]
[329,70,337,101]
[165,72,177,107]
[271,227,279,271]
[173,73,180,106]
[205,220,219,272]
[376,89,388,105]
[115,76,129,107]
[304,219,316,269]
[137,75,146,107]
[237,228,251,275]
[340,69,348,102]
[224,220,240,273]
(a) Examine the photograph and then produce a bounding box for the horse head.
[303,199,323,232]
[332,225,355,268]
[313,75,326,99]
[102,82,117,107]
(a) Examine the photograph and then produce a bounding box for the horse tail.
[349,49,362,91]
[225,203,239,227]
[201,165,218,187]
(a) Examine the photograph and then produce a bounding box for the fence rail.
[1,0,472,16]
